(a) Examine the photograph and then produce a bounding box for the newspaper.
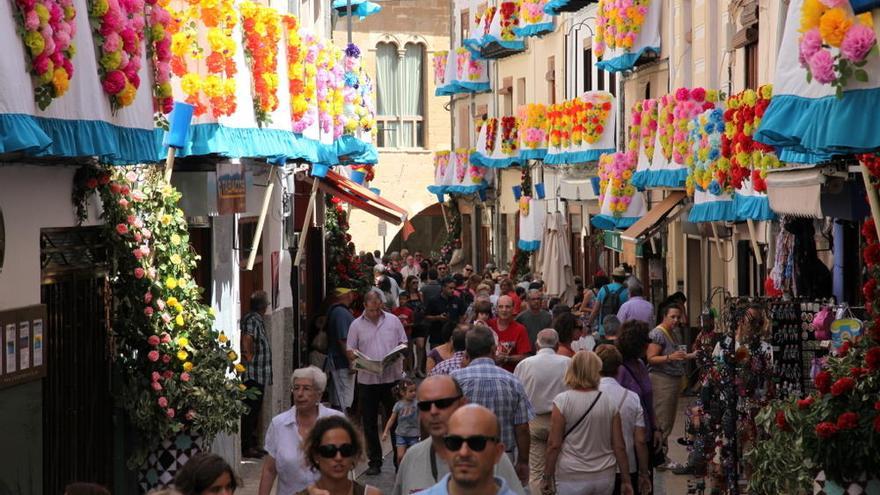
[352,343,408,375]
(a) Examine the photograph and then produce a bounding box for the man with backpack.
[588,266,630,337]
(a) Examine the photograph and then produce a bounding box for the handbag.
[565,392,602,437]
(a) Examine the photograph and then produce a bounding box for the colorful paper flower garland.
[498,1,520,42]
[240,1,281,127]
[519,0,546,25]
[433,50,448,87]
[484,117,498,153]
[671,87,719,165]
[599,151,638,216]
[548,93,613,148]
[519,103,547,151]
[720,85,780,192]
[146,0,173,118]
[12,0,78,110]
[685,107,724,196]
[168,0,238,118]
[287,24,318,133]
[500,116,518,155]
[627,100,643,155]
[88,0,146,112]
[656,93,676,162]
[798,0,877,95]
[594,0,650,58]
[316,40,345,138]
[639,98,658,161]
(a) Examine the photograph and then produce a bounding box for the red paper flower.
[836,412,859,430]
[866,347,880,371]
[830,377,855,396]
[815,421,839,439]
[797,396,814,409]
[815,371,832,394]
[775,410,788,430]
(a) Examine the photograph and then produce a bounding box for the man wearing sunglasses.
[419,405,519,495]
[392,376,525,495]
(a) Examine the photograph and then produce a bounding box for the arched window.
[375,41,425,148]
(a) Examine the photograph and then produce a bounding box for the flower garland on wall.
[656,93,676,162]
[685,107,724,196]
[433,50,448,86]
[146,0,173,123]
[72,165,250,469]
[498,1,520,41]
[519,103,548,151]
[484,117,499,153]
[626,100,643,155]
[500,116,518,155]
[342,43,376,136]
[594,0,650,58]
[720,85,780,192]
[438,198,462,264]
[11,0,78,109]
[519,0,547,26]
[316,40,345,137]
[287,23,318,133]
[167,0,238,118]
[435,150,451,179]
[639,98,658,161]
[799,1,877,96]
[510,166,532,278]
[325,196,372,293]
[599,151,637,217]
[240,1,281,127]
[88,0,146,112]
[671,87,719,165]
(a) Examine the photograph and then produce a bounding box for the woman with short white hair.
[258,366,343,495]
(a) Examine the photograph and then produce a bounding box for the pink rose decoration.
[33,53,52,75]
[180,372,191,382]
[102,70,127,95]
[799,28,822,65]
[809,49,836,84]
[151,371,161,381]
[134,267,144,279]
[145,292,153,304]
[144,307,153,316]
[151,381,162,391]
[118,198,129,208]
[163,370,173,379]
[157,396,168,408]
[162,354,171,364]
[161,313,171,324]
[148,350,160,362]
[148,335,160,346]
[185,410,195,420]
[25,9,39,30]
[841,24,876,63]
[161,333,172,344]
[819,0,847,6]
[130,190,146,202]
[166,408,175,418]
[116,223,128,235]
[133,233,142,242]
[156,299,166,311]
[103,32,122,53]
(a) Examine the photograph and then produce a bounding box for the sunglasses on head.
[416,395,462,411]
[316,443,357,458]
[443,435,499,452]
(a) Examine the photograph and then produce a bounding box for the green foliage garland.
[74,165,251,468]
[325,197,371,293]
[438,198,462,264]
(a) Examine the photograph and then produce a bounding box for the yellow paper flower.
[175,314,185,326]
[170,254,182,265]
[117,82,137,107]
[218,333,228,343]
[227,350,238,361]
[800,0,828,33]
[170,233,181,246]
[234,363,246,373]
[238,383,247,391]
[818,8,851,47]
[165,277,178,289]
[52,68,70,96]
[177,349,188,361]
[177,337,189,347]
[183,361,193,371]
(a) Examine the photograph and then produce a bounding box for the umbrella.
[538,211,576,304]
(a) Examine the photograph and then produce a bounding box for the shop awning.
[620,191,687,242]
[765,168,827,219]
[310,170,408,225]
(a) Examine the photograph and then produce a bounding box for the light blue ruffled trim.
[641,168,688,188]
[734,194,776,222]
[462,38,484,54]
[470,151,522,168]
[544,0,594,16]
[687,199,736,223]
[777,148,830,165]
[427,183,489,195]
[337,137,378,165]
[517,239,541,251]
[0,113,53,155]
[456,81,492,93]
[543,148,613,165]
[435,84,457,96]
[595,46,660,73]
[591,214,639,230]
[514,22,555,38]
[755,87,880,156]
[332,0,381,19]
[631,170,648,189]
[520,148,547,160]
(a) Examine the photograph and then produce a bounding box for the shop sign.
[217,162,246,215]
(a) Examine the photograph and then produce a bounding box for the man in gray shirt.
[392,375,526,495]
[515,289,553,351]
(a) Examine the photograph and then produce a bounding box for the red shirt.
[488,318,531,372]
[392,306,414,336]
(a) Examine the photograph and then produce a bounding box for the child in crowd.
[392,291,415,373]
[382,379,420,462]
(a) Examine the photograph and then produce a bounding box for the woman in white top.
[259,366,343,495]
[543,351,633,495]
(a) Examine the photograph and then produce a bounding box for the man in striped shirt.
[240,290,273,458]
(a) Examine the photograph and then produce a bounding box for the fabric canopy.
[620,191,686,241]
[314,170,408,225]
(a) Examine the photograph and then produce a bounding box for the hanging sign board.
[217,162,247,215]
[0,305,47,389]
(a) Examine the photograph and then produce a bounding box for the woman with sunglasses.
[298,416,381,495]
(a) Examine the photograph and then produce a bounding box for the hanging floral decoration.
[433,50,448,86]
[547,93,613,149]
[88,0,146,112]
[498,1,521,41]
[455,148,471,172]
[798,1,877,96]
[11,0,78,109]
[509,168,532,278]
[500,116,519,155]
[671,87,719,165]
[720,85,780,192]
[481,5,496,37]
[435,150,451,178]
[685,107,724,196]
[72,165,251,469]
[484,117,499,153]
[594,0,650,58]
[287,24,317,133]
[146,0,173,122]
[599,151,637,216]
[325,196,372,293]
[656,93,676,161]
[455,150,468,182]
[519,103,548,150]
[341,43,376,136]
[469,160,487,184]
[240,1,281,127]
[167,0,238,118]
[627,100,643,155]
[519,0,547,24]
[316,40,345,138]
[438,198,462,263]
[639,98,658,161]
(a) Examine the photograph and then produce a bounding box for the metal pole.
[346,0,352,44]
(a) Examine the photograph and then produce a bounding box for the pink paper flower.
[102,70,127,95]
[157,396,168,408]
[799,28,823,65]
[819,0,847,6]
[166,408,175,418]
[162,354,171,363]
[25,9,39,30]
[148,350,160,362]
[116,223,128,235]
[144,307,153,317]
[809,48,836,84]
[151,381,162,391]
[134,267,145,279]
[180,372,190,382]
[33,53,52,75]
[841,23,876,63]
[151,371,161,381]
[161,313,171,324]
[161,332,172,344]
[148,334,160,346]
[118,198,129,208]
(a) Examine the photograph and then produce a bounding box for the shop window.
[376,42,425,148]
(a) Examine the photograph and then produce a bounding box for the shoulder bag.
[564,392,602,437]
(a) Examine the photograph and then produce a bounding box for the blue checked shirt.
[241,311,273,386]
[451,357,535,450]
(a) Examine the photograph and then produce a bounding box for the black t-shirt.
[424,294,463,345]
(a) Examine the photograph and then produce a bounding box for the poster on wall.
[217,162,247,215]
[0,305,47,389]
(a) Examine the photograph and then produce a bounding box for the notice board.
[0,305,47,389]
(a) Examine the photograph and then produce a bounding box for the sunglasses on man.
[316,443,357,458]
[443,435,500,452]
[416,395,462,411]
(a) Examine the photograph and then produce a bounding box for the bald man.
[420,405,519,495]
[392,376,525,495]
